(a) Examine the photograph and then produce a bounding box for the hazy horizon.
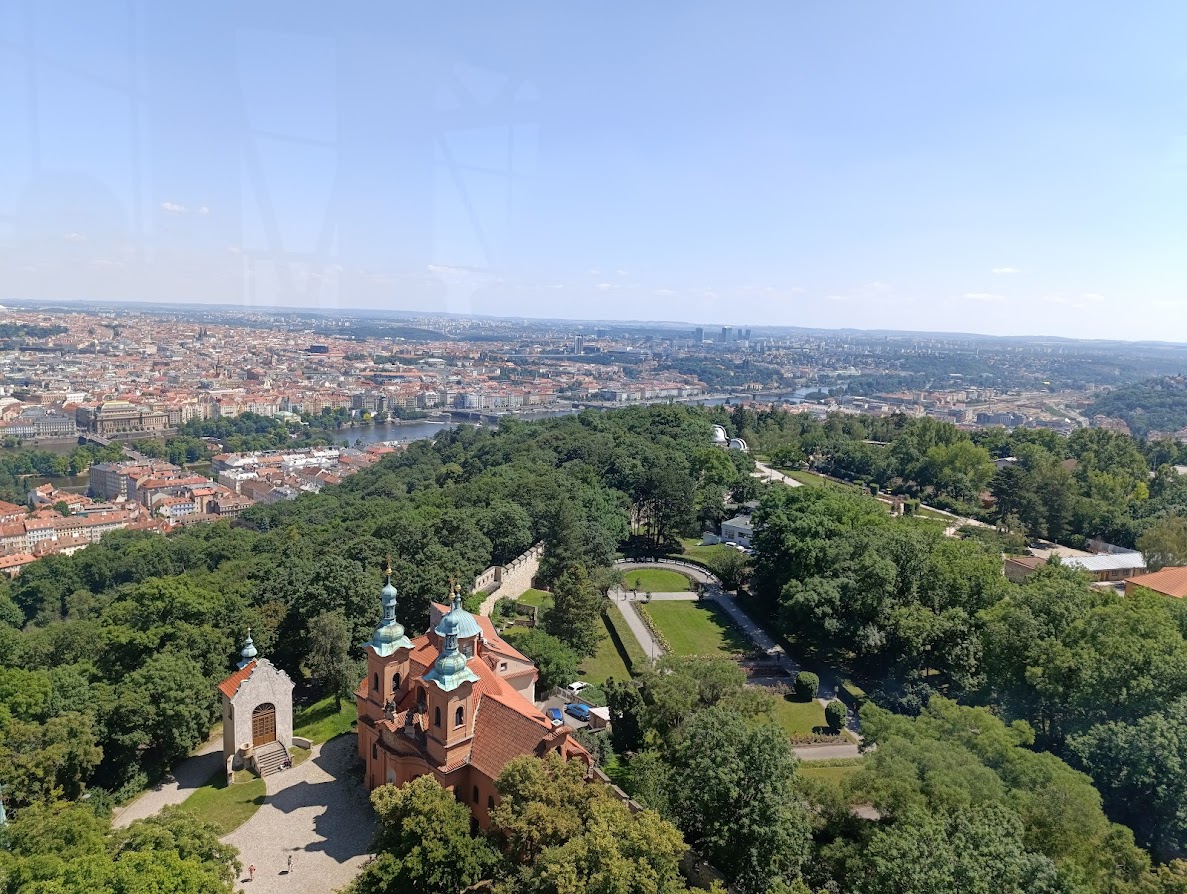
[2,2,1185,341]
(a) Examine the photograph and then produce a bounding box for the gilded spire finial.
[385,553,393,579]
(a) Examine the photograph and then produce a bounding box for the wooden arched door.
[252,702,277,746]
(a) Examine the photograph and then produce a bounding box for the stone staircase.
[254,741,289,777]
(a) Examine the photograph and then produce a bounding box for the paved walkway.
[754,461,803,487]
[113,732,224,828]
[225,735,375,894]
[793,742,862,761]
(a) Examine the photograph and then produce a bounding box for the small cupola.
[366,563,413,657]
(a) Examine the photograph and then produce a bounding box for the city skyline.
[1,2,1185,340]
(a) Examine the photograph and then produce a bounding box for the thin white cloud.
[595,282,616,291]
[992,267,1021,275]
[964,292,1006,302]
[652,288,676,296]
[161,202,211,216]
[63,232,87,243]
[826,295,849,302]
[616,269,629,277]
[1082,292,1105,303]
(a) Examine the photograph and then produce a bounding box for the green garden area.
[674,537,735,565]
[623,567,691,592]
[179,769,266,835]
[293,695,357,744]
[639,600,749,658]
[764,694,829,739]
[517,588,553,608]
[577,612,632,685]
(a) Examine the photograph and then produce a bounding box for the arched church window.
[488,795,495,810]
[455,706,464,727]
[372,743,378,760]
[373,672,379,692]
[393,672,401,692]
[434,706,441,727]
[473,785,479,803]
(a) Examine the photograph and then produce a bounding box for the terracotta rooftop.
[1126,566,1187,598]
[217,660,257,699]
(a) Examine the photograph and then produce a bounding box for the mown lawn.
[623,568,691,593]
[676,538,735,566]
[765,695,828,737]
[784,469,854,489]
[518,588,554,608]
[293,695,356,744]
[642,601,749,658]
[798,760,863,784]
[578,614,633,685]
[180,770,266,835]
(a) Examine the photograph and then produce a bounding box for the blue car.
[546,707,564,726]
[565,702,591,722]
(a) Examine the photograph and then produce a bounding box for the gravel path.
[113,732,223,829]
[754,461,803,487]
[225,735,375,894]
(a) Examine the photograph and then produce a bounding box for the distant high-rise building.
[694,327,704,343]
[742,328,752,341]
[721,326,733,343]
[596,328,608,338]
[573,335,585,355]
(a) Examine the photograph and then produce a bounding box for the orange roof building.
[1125,566,1187,599]
[356,575,590,829]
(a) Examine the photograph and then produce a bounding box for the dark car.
[546,707,564,726]
[564,702,591,722]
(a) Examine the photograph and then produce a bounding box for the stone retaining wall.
[476,543,545,616]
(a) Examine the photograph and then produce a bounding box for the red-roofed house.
[356,578,590,829]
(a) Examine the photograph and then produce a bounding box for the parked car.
[565,702,591,722]
[546,707,564,727]
[564,681,590,696]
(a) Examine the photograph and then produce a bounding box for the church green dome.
[434,587,483,640]
[423,612,480,692]
[367,570,412,657]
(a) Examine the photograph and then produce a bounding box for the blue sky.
[1,1,1185,339]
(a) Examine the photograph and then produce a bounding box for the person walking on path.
[248,864,255,882]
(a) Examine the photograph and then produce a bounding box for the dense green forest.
[1089,377,1187,439]
[3,405,1187,893]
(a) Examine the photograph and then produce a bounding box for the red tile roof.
[217,660,257,699]
[1127,566,1187,598]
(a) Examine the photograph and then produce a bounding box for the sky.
[1,1,1186,340]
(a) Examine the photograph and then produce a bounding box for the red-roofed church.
[356,570,590,828]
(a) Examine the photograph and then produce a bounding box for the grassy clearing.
[676,538,735,566]
[179,770,266,835]
[765,695,829,737]
[293,695,356,744]
[784,469,855,489]
[518,588,554,608]
[623,568,691,593]
[578,613,633,685]
[642,601,749,658]
[798,762,863,784]
[603,602,649,673]
[289,745,312,767]
[915,506,955,521]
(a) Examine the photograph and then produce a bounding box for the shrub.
[793,671,820,701]
[825,699,847,731]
